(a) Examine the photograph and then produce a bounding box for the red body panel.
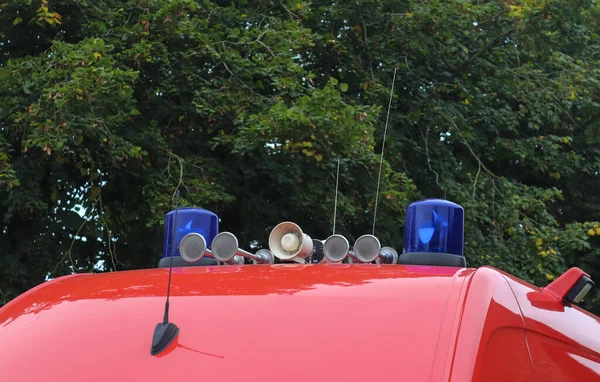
[448,267,536,381]
[503,272,600,381]
[0,264,599,381]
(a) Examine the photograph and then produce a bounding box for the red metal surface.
[449,267,536,382]
[1,263,599,381]
[0,264,470,382]
[503,272,600,381]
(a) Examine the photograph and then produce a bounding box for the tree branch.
[449,27,514,81]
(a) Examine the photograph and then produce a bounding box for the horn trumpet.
[212,232,275,264]
[352,234,398,264]
[322,234,351,263]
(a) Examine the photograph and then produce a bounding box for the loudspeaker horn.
[268,222,314,263]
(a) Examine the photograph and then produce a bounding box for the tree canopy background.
[1,0,599,314]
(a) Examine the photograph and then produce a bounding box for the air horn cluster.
[268,222,398,264]
[177,221,397,265]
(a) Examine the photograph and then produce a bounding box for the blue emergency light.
[403,199,464,257]
[162,207,219,258]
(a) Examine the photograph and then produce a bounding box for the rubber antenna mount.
[151,321,179,355]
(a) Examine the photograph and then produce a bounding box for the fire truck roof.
[2,263,599,381]
[1,264,476,381]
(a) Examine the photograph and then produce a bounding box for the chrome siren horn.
[323,234,350,263]
[180,233,211,263]
[268,222,314,263]
[212,232,274,265]
[352,234,399,264]
[352,234,381,263]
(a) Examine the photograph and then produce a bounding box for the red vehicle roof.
[1,264,599,381]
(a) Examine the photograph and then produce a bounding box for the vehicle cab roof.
[0,264,473,382]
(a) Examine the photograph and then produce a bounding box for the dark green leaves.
[1,0,600,315]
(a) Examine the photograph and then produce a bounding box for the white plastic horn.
[268,222,314,263]
[211,232,274,264]
[323,234,350,263]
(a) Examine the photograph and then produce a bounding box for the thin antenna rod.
[372,67,398,235]
[151,189,181,356]
[332,157,341,235]
[164,189,180,323]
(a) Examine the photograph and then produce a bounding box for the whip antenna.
[333,157,341,235]
[372,67,398,235]
[150,189,181,356]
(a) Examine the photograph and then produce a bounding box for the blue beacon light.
[403,199,464,257]
[162,207,219,258]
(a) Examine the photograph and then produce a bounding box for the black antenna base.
[151,322,180,356]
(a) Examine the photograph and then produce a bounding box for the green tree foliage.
[1,0,599,314]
